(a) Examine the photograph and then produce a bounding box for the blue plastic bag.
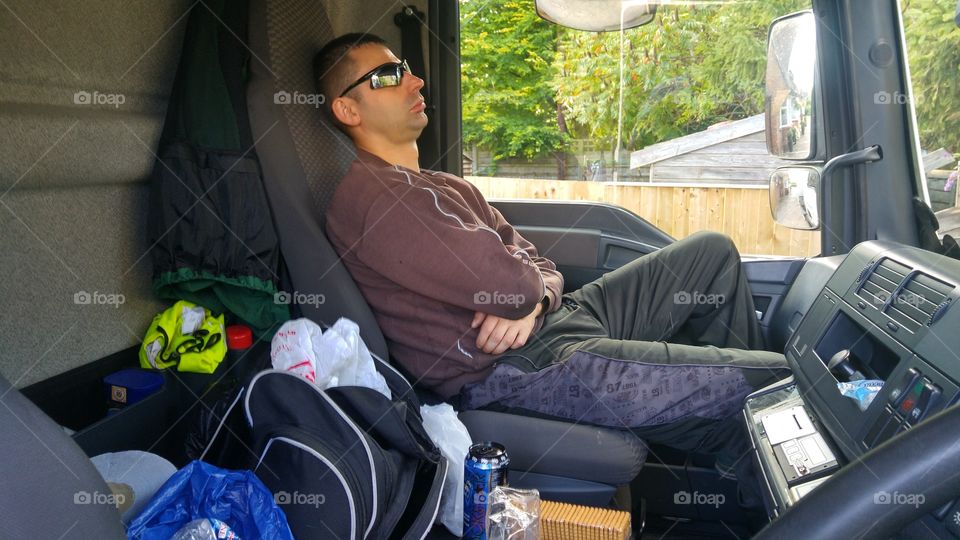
[126,460,293,540]
[838,379,885,411]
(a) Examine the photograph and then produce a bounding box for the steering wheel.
[755,403,960,538]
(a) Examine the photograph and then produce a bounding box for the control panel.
[743,241,960,532]
[865,367,944,447]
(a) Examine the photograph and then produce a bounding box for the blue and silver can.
[462,442,510,540]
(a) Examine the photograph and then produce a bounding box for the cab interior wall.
[0,0,424,387]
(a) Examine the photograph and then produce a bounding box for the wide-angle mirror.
[770,166,821,230]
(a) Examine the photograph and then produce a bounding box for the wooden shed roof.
[630,114,765,169]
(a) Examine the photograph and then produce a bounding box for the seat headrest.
[248,0,355,219]
[246,0,388,358]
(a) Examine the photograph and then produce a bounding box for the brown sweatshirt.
[325,149,564,399]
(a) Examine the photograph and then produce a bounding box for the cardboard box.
[540,500,631,540]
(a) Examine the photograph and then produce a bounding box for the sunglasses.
[339,60,412,97]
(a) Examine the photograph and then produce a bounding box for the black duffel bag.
[236,367,446,540]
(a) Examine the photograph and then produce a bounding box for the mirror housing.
[769,166,821,230]
[765,11,817,160]
[535,0,657,31]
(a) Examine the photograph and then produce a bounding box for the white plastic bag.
[420,403,473,536]
[270,319,323,383]
[318,318,391,397]
[270,317,391,399]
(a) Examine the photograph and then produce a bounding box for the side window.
[460,1,817,257]
[902,1,960,238]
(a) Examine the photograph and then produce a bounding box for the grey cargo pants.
[461,231,791,476]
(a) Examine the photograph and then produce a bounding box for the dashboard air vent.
[891,272,954,327]
[856,258,909,308]
[857,257,956,332]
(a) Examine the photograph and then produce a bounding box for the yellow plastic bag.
[139,300,227,373]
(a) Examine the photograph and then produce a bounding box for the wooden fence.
[466,176,821,257]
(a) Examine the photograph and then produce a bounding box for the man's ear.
[331,96,361,128]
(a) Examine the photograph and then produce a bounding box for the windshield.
[460,0,815,257]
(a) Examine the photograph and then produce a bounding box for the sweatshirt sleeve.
[458,178,565,314]
[487,205,564,314]
[354,178,546,319]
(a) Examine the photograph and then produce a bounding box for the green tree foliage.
[553,1,808,151]
[460,0,569,160]
[902,0,960,160]
[461,0,960,167]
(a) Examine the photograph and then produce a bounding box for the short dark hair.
[314,33,388,121]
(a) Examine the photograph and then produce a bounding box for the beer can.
[462,441,509,540]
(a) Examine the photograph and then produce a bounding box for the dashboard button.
[906,379,941,425]
[889,368,920,407]
[898,379,926,416]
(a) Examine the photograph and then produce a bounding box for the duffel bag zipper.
[247,370,381,538]
[260,426,374,540]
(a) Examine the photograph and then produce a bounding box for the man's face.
[337,44,428,143]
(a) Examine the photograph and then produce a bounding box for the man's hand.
[471,301,543,355]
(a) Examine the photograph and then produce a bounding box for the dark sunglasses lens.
[373,64,403,88]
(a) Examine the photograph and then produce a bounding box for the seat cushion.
[459,410,646,485]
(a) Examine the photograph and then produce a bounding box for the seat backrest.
[0,374,126,538]
[246,0,388,359]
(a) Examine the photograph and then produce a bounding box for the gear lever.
[828,349,865,382]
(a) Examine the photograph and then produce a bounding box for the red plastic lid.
[226,325,253,350]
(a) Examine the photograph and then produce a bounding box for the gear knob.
[828,349,865,381]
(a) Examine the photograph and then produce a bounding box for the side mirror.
[770,166,821,230]
[765,11,817,160]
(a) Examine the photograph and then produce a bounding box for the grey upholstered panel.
[0,1,191,190]
[0,184,166,387]
[321,0,417,47]
[0,1,190,385]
